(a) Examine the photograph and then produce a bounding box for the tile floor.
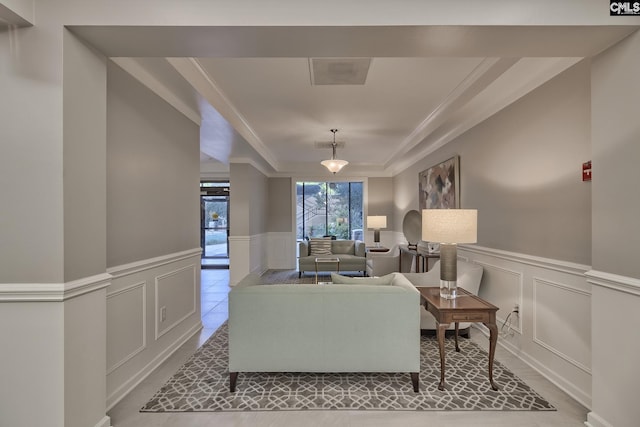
[107,269,589,426]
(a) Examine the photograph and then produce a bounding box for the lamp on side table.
[422,209,477,299]
[367,215,387,248]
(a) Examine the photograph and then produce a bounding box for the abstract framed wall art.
[418,155,460,210]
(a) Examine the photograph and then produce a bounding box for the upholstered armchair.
[403,260,483,336]
[366,245,401,277]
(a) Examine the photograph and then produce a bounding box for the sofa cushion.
[309,238,332,255]
[331,273,394,285]
[331,240,356,255]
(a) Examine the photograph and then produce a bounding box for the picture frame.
[418,155,460,210]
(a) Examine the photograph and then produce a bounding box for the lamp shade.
[367,215,387,229]
[321,158,349,174]
[422,209,477,244]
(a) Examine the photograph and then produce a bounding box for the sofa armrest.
[298,240,309,257]
[355,240,366,257]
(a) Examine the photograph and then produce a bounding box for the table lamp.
[422,209,477,299]
[367,215,387,248]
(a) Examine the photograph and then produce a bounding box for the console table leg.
[436,322,448,391]
[454,322,460,352]
[486,322,499,391]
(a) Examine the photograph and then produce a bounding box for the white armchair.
[403,260,484,335]
[366,245,400,277]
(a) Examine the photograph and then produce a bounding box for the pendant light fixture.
[321,129,349,174]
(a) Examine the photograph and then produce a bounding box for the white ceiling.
[72,25,638,177]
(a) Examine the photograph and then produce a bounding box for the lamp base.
[439,243,458,299]
[439,280,458,299]
[374,229,381,247]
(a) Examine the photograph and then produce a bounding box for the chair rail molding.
[585,269,640,297]
[461,245,590,276]
[0,273,111,302]
[107,247,202,278]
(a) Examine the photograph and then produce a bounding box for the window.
[296,181,363,240]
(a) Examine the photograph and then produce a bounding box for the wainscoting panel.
[474,261,523,334]
[229,236,250,285]
[229,234,272,286]
[106,248,202,410]
[250,233,267,275]
[106,281,146,374]
[267,232,296,270]
[533,277,591,373]
[155,264,197,340]
[459,245,592,409]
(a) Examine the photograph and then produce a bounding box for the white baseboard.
[94,415,112,427]
[106,320,202,410]
[585,411,614,427]
[474,324,591,409]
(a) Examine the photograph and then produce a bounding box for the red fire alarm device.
[582,161,592,182]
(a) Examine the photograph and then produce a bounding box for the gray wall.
[63,30,107,282]
[589,29,640,427]
[394,60,592,265]
[368,177,394,224]
[268,177,292,232]
[229,162,268,236]
[592,31,640,278]
[106,61,200,267]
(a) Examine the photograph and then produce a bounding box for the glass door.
[200,182,230,267]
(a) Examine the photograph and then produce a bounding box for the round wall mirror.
[402,210,422,248]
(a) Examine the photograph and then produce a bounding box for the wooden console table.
[416,287,499,391]
[399,245,440,272]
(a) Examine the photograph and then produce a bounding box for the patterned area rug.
[141,323,555,412]
[260,269,316,284]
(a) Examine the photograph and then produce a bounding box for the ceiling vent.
[309,58,371,85]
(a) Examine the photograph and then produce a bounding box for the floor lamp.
[422,209,477,299]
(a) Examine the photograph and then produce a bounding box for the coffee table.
[314,257,340,284]
[416,287,499,391]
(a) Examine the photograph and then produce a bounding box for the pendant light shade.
[321,129,349,174]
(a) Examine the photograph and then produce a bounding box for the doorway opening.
[200,181,230,269]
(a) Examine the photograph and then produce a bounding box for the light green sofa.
[298,239,366,277]
[228,273,421,392]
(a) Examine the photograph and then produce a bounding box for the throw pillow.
[309,238,332,255]
[330,273,394,285]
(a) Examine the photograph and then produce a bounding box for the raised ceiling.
[71,25,638,177]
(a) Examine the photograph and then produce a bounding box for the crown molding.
[110,57,201,125]
[167,57,281,171]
